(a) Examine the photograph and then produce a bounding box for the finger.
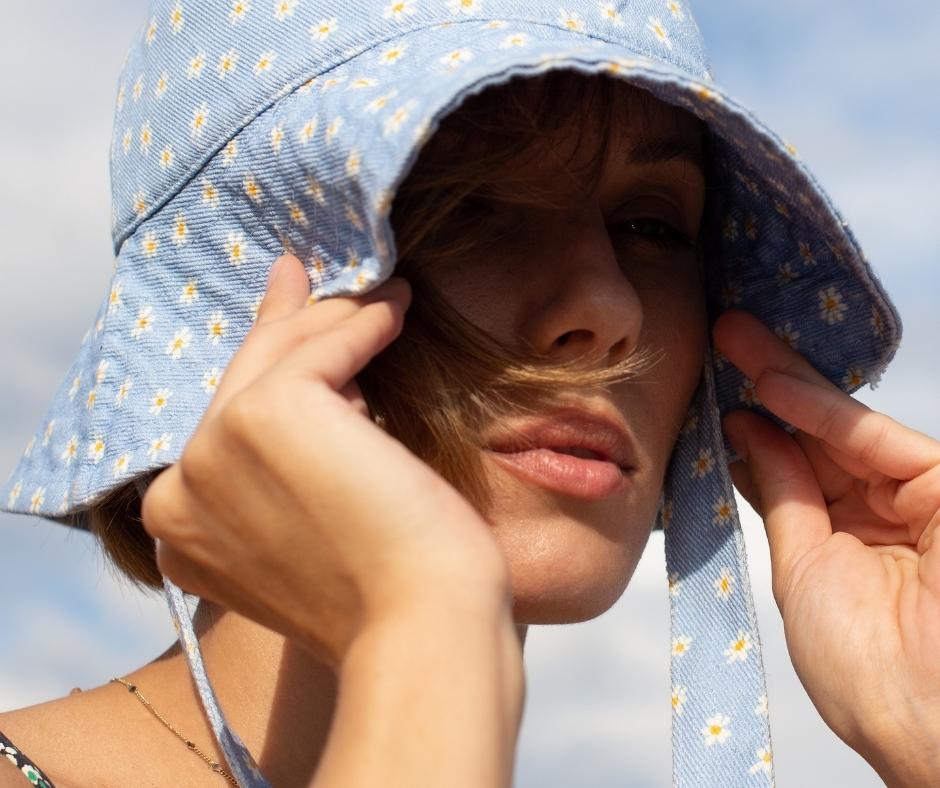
[758,371,940,481]
[273,286,411,392]
[792,431,861,494]
[723,410,832,599]
[207,275,412,419]
[713,309,833,390]
[255,255,311,326]
[728,459,762,516]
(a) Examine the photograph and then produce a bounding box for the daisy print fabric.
[0,1,901,786]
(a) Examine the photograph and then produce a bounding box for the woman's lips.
[483,447,629,500]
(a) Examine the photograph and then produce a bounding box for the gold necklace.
[110,677,239,786]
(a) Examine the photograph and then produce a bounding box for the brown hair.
[86,70,706,593]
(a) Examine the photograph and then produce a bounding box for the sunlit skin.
[417,91,709,626]
[2,84,939,786]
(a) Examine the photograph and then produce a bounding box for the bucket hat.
[1,1,901,785]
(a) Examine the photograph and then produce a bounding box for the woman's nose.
[519,215,644,367]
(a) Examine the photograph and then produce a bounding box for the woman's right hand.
[140,254,512,669]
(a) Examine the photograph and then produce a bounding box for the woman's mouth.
[482,446,629,500]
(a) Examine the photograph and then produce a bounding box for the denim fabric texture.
[1,1,901,785]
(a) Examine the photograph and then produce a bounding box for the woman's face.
[422,86,708,625]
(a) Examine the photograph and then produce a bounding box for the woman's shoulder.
[0,722,55,787]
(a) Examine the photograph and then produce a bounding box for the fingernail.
[267,258,284,287]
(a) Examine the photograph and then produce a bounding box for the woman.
[1,1,938,786]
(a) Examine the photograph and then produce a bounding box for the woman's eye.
[610,217,695,250]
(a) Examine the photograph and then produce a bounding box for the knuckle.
[139,467,178,541]
[858,418,891,467]
[815,398,842,441]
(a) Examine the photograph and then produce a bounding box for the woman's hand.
[714,310,940,786]
[141,255,512,669]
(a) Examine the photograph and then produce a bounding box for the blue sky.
[1,2,937,786]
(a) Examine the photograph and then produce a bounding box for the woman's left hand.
[713,310,940,785]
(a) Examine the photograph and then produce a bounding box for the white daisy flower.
[446,0,481,14]
[150,388,173,415]
[206,311,228,345]
[598,2,623,25]
[558,9,585,31]
[243,174,263,202]
[155,71,169,98]
[29,486,46,513]
[85,386,98,411]
[113,452,132,478]
[141,230,160,258]
[148,433,173,460]
[819,286,848,324]
[755,694,769,716]
[122,128,133,154]
[775,261,798,286]
[191,102,209,139]
[774,322,800,349]
[132,75,144,102]
[270,124,285,153]
[384,0,416,18]
[666,0,684,21]
[498,33,530,48]
[202,367,222,394]
[201,179,220,207]
[439,48,474,70]
[217,49,239,79]
[222,139,238,165]
[671,685,687,716]
[671,635,692,657]
[88,437,106,463]
[166,327,192,359]
[139,121,153,155]
[116,377,133,405]
[274,0,298,21]
[325,116,344,143]
[298,116,319,145]
[377,43,408,65]
[690,448,714,478]
[739,378,760,407]
[702,713,731,746]
[171,213,188,245]
[159,145,174,170]
[647,16,672,48]
[310,18,338,41]
[749,746,774,776]
[843,368,866,388]
[146,17,158,44]
[169,0,184,33]
[68,375,81,400]
[187,52,206,79]
[131,306,155,339]
[364,90,397,113]
[724,629,752,663]
[227,232,247,266]
[230,0,251,24]
[254,50,277,75]
[714,567,734,599]
[133,190,148,217]
[383,101,417,136]
[7,480,23,508]
[108,282,124,314]
[346,150,362,178]
[712,496,733,526]
[61,436,79,465]
[285,200,309,226]
[305,175,326,205]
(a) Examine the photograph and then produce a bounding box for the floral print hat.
[1,0,900,785]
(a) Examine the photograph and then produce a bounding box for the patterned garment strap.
[1,731,56,788]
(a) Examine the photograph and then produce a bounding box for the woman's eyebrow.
[626,136,705,174]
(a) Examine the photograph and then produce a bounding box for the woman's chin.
[492,513,651,625]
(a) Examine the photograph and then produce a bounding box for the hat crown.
[110,0,711,249]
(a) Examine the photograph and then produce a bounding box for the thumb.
[723,410,832,604]
[255,254,311,326]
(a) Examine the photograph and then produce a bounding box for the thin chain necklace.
[110,677,239,786]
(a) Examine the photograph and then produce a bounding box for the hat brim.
[1,18,900,524]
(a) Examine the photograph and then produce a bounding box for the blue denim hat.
[1,1,900,785]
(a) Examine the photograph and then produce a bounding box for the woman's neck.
[122,600,528,786]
